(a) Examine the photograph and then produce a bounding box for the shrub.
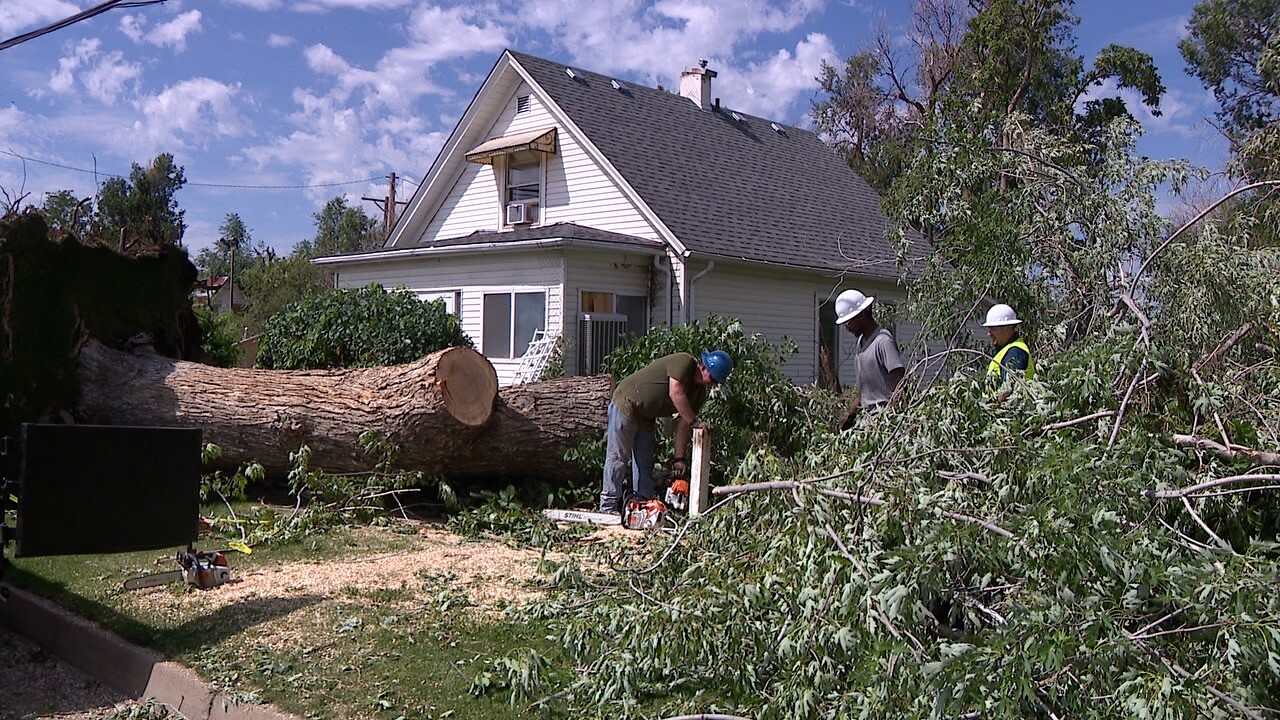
[194,306,243,367]
[256,283,472,369]
[599,315,813,479]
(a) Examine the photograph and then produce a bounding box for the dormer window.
[463,127,556,226]
[504,150,541,225]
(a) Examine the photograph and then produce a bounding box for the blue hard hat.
[700,350,733,384]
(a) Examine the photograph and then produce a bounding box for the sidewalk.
[0,584,300,720]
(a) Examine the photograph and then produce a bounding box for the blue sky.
[0,0,1226,258]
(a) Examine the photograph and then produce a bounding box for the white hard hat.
[835,289,875,325]
[982,303,1022,327]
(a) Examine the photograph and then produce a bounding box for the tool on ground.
[541,508,622,525]
[621,492,670,530]
[123,545,232,591]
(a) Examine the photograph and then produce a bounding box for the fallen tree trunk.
[74,339,612,482]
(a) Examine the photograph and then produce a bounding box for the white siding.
[418,84,660,244]
[689,263,915,387]
[563,248,667,375]
[335,251,565,386]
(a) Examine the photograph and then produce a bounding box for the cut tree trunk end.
[74,339,612,483]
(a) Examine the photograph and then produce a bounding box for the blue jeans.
[599,401,655,512]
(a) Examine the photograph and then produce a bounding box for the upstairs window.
[506,152,540,203]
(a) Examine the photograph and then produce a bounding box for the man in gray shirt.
[834,289,905,428]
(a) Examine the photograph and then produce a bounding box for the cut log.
[74,339,613,482]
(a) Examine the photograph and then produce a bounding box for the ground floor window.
[483,290,546,358]
[580,291,648,336]
[412,289,460,315]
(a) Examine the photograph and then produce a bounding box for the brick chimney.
[679,59,716,109]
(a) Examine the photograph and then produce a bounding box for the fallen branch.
[1036,410,1115,433]
[1143,473,1280,499]
[1193,323,1256,374]
[1126,635,1267,720]
[1172,434,1280,467]
[1129,179,1280,293]
[713,481,1019,541]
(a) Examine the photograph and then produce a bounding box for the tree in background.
[194,212,264,280]
[299,196,382,258]
[255,284,470,370]
[1180,0,1279,247]
[238,254,331,327]
[94,153,187,248]
[38,190,92,239]
[1181,0,1279,176]
[817,0,1169,345]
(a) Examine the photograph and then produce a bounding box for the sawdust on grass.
[128,526,558,619]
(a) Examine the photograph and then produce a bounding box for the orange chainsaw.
[123,545,232,591]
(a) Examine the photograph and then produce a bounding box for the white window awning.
[465,127,558,165]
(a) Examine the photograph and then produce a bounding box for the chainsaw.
[123,545,233,591]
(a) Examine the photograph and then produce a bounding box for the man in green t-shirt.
[599,350,734,513]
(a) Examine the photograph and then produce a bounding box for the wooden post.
[689,426,712,516]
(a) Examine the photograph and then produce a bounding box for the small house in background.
[314,49,930,386]
[193,276,249,314]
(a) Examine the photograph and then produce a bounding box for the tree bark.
[74,339,612,482]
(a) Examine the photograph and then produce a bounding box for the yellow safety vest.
[987,338,1035,381]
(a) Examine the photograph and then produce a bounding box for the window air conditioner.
[505,200,537,225]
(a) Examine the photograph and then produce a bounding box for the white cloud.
[132,78,251,149]
[0,0,79,36]
[292,0,413,11]
[150,11,204,51]
[46,38,141,105]
[119,10,203,51]
[267,33,295,47]
[1114,15,1190,51]
[716,32,837,118]
[523,0,823,84]
[1077,78,1202,138]
[223,0,282,9]
[297,5,508,114]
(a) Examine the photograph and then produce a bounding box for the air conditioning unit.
[578,312,629,375]
[505,200,538,225]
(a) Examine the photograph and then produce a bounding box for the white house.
[314,50,930,386]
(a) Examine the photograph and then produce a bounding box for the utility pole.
[228,238,234,312]
[363,173,409,240]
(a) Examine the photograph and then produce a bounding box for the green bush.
[255,283,472,369]
[599,315,813,479]
[194,306,243,367]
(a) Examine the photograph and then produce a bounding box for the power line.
[0,0,171,52]
[1,149,382,189]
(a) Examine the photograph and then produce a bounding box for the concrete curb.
[0,583,301,720]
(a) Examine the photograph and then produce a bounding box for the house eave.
[312,237,665,266]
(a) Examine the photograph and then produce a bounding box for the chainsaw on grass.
[123,545,233,591]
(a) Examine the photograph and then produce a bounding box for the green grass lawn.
[5,508,578,720]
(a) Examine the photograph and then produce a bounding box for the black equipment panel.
[16,424,201,557]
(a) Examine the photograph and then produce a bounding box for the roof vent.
[730,111,742,122]
[769,122,786,135]
[610,79,622,90]
[565,67,577,79]
[516,94,531,113]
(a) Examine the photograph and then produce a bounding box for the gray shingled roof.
[510,50,926,278]
[421,222,664,250]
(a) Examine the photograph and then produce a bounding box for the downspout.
[685,259,715,324]
[653,254,674,326]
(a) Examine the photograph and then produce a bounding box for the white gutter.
[312,237,664,266]
[683,259,715,323]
